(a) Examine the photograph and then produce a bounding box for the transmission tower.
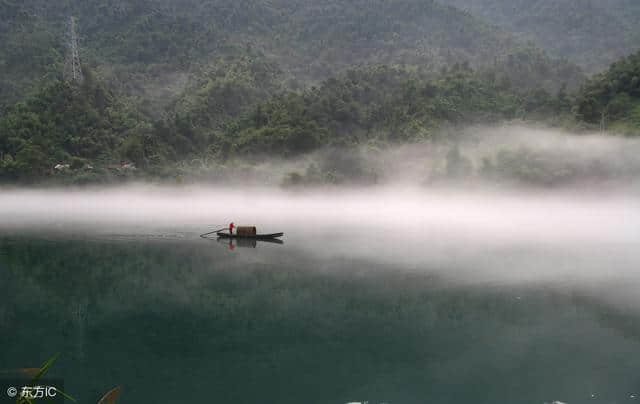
[63,16,83,84]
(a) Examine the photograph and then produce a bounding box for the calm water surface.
[1,228,640,404]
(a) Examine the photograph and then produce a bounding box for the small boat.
[216,232,284,240]
[200,225,284,242]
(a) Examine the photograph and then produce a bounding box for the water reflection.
[219,237,284,250]
[1,235,640,404]
[200,235,285,250]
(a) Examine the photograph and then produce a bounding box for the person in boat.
[229,222,235,235]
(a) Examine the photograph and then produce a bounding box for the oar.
[200,227,227,238]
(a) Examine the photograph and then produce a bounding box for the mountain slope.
[0,76,148,181]
[217,65,572,157]
[444,0,640,73]
[0,0,582,112]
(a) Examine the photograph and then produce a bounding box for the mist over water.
[1,185,638,282]
[3,127,640,404]
[2,127,640,287]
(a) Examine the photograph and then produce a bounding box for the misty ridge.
[1,1,639,186]
[3,124,640,237]
[1,125,639,245]
[162,125,640,189]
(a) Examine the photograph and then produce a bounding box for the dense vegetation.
[0,0,584,110]
[0,0,639,184]
[575,50,640,131]
[0,72,147,182]
[0,61,578,182]
[445,0,640,74]
[225,65,570,156]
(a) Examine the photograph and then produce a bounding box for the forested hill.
[0,53,638,184]
[0,0,580,112]
[0,63,578,183]
[1,0,639,184]
[444,0,640,74]
[575,50,640,132]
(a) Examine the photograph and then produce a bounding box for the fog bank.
[2,125,640,285]
[212,125,640,188]
[1,184,639,284]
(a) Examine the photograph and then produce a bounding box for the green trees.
[575,51,640,128]
[1,0,640,183]
[0,78,143,181]
[219,66,562,157]
[0,59,577,182]
[172,54,283,129]
[0,0,586,111]
[445,0,640,73]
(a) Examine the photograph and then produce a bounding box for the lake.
[1,186,640,404]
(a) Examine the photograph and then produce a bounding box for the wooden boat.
[200,226,283,242]
[216,232,284,240]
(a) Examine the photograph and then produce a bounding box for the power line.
[63,16,83,84]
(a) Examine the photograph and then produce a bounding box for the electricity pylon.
[63,16,83,84]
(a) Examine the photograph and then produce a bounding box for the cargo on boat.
[236,226,257,236]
